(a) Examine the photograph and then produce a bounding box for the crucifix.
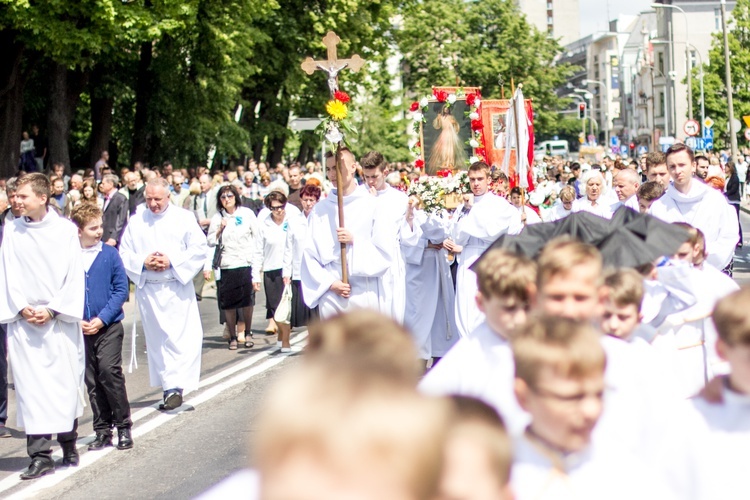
[301,31,365,284]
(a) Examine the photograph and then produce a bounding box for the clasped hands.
[20,307,53,326]
[145,252,171,272]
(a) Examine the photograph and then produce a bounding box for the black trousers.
[0,323,7,425]
[27,419,78,460]
[84,322,132,434]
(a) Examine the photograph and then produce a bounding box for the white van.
[535,140,569,160]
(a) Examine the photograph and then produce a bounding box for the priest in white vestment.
[0,174,85,478]
[402,210,457,361]
[360,151,418,324]
[649,144,738,270]
[300,149,392,319]
[120,179,207,411]
[446,163,522,337]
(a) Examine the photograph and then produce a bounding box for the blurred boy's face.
[477,293,530,339]
[673,241,701,264]
[536,266,603,321]
[717,341,750,395]
[637,197,652,214]
[439,434,512,500]
[516,367,605,453]
[601,300,641,341]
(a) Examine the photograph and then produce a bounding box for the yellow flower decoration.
[326,99,348,121]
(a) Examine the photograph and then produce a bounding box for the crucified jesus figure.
[317,62,349,95]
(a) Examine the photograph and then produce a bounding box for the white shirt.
[260,212,289,272]
[571,197,613,219]
[81,241,103,272]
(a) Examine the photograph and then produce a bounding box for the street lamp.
[652,3,692,121]
[721,0,739,159]
[583,79,609,146]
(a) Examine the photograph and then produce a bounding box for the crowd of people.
[0,141,747,499]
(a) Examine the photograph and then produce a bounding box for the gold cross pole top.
[301,31,365,96]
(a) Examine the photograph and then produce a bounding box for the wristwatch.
[46,308,57,319]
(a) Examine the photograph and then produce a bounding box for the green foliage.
[396,0,574,137]
[696,0,750,149]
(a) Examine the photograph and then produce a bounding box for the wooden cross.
[301,31,366,285]
[301,31,365,97]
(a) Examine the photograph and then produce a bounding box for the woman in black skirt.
[283,183,321,330]
[207,184,263,349]
[260,191,292,351]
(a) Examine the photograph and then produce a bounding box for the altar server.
[300,148,393,319]
[119,178,207,411]
[446,161,522,337]
[0,173,85,479]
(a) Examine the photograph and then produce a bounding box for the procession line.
[0,332,307,499]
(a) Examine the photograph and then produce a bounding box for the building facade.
[517,0,581,46]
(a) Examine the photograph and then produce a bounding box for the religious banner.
[408,87,484,176]
[481,96,535,189]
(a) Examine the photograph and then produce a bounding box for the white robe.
[0,210,85,434]
[300,186,391,319]
[517,204,542,225]
[418,321,529,435]
[610,194,640,212]
[119,204,207,394]
[658,388,750,500]
[451,193,522,337]
[374,185,417,324]
[649,180,739,270]
[544,201,573,222]
[571,197,614,219]
[403,210,457,359]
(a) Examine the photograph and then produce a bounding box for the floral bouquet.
[321,90,356,148]
[408,176,445,215]
[441,171,470,209]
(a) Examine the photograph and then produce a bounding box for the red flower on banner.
[409,101,420,112]
[466,94,478,106]
[415,141,421,148]
[334,91,350,104]
[434,90,448,102]
[436,169,452,178]
[415,159,425,169]
[475,147,486,157]
[471,119,483,131]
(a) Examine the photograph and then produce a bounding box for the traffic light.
[578,103,587,120]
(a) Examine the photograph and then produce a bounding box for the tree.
[396,0,573,138]
[695,0,750,150]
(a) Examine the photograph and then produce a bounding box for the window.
[658,91,665,117]
[658,51,664,74]
[715,9,721,31]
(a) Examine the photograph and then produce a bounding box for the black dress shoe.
[88,433,113,451]
[60,442,79,467]
[20,458,54,480]
[117,428,134,450]
[162,391,183,410]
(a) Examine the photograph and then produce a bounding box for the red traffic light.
[578,103,587,119]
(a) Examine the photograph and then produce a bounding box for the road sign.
[683,119,700,137]
[637,146,648,155]
[705,138,714,150]
[703,127,714,140]
[726,118,742,132]
[610,136,620,147]
[743,115,750,128]
[745,128,750,141]
[686,137,714,151]
[620,145,628,155]
[703,117,714,129]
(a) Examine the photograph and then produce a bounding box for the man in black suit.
[100,174,129,248]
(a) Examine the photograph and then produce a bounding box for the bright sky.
[580,0,653,36]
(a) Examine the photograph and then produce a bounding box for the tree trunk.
[47,64,87,170]
[296,143,310,164]
[88,66,114,170]
[0,32,25,178]
[130,41,153,166]
[267,135,286,167]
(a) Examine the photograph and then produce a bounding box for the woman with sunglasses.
[259,191,292,352]
[207,185,262,350]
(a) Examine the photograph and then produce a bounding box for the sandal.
[228,340,238,350]
[245,339,254,348]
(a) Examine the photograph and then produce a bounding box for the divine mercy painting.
[421,100,473,175]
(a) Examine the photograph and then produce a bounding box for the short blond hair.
[256,357,450,500]
[712,287,750,346]
[604,269,644,312]
[306,310,422,385]
[475,249,537,304]
[537,237,603,289]
[512,315,606,389]
[559,185,576,202]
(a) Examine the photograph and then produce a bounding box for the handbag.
[274,283,293,324]
[212,234,223,270]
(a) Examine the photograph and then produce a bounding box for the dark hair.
[645,151,666,170]
[510,187,523,197]
[694,155,709,164]
[299,183,321,201]
[216,184,241,213]
[726,160,737,177]
[264,190,287,209]
[360,151,387,171]
[570,163,581,171]
[665,143,694,163]
[636,181,665,202]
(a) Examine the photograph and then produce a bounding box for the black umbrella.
[471,206,691,270]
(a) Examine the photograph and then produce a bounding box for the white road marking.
[0,332,307,499]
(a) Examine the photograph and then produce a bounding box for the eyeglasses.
[270,205,285,211]
[220,193,235,199]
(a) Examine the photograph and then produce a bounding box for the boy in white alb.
[510,316,670,500]
[658,288,750,500]
[418,249,536,435]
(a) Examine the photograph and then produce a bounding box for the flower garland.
[322,90,356,148]
[408,89,485,171]
[442,170,470,195]
[408,176,445,214]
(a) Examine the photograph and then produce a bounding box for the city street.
[0,212,745,499]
